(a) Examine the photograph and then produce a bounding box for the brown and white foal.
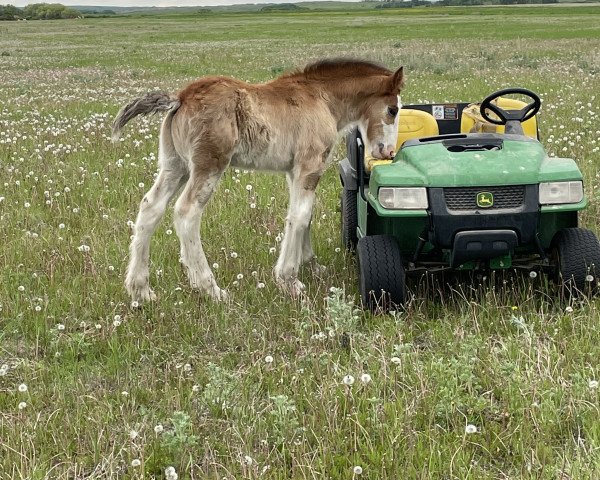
[112,59,404,303]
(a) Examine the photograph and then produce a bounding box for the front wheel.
[551,228,600,296]
[357,235,406,312]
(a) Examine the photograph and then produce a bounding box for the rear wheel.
[357,235,406,312]
[341,187,358,251]
[551,227,600,296]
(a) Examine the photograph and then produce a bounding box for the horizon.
[10,0,361,7]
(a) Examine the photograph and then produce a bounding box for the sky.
[11,0,353,5]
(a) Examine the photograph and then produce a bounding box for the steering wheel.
[480,87,541,126]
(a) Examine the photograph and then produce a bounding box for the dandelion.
[465,424,477,434]
[154,424,164,434]
[113,319,121,327]
[35,305,42,312]
[589,380,599,389]
[58,223,65,229]
[231,251,238,259]
[129,429,138,439]
[56,323,65,331]
[264,355,274,364]
[353,466,363,475]
[131,459,141,467]
[343,374,355,386]
[77,244,90,253]
[390,356,401,365]
[165,466,178,480]
[565,306,574,313]
[244,455,253,465]
[360,373,372,384]
[18,383,28,393]
[18,401,27,410]
[166,229,172,235]
[192,384,200,393]
[511,306,518,311]
[108,265,115,272]
[18,285,25,292]
[257,282,265,289]
[246,184,253,191]
[529,271,537,279]
[212,262,219,269]
[586,274,594,282]
[131,301,139,309]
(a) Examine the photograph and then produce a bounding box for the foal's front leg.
[274,171,321,296]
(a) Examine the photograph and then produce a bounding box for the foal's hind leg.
[125,124,187,303]
[173,165,227,301]
[125,167,187,303]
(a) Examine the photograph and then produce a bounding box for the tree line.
[0,3,81,20]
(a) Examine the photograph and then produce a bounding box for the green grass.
[2,6,600,479]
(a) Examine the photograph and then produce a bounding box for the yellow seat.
[365,108,439,171]
[461,97,538,139]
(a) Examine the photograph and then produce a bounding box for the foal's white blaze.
[379,95,402,159]
[366,95,402,159]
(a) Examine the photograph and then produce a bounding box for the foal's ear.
[387,66,405,93]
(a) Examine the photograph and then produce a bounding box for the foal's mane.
[283,58,392,80]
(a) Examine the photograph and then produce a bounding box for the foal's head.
[357,66,405,160]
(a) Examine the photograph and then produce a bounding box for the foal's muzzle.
[372,143,395,160]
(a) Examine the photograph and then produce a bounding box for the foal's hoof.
[209,285,229,302]
[276,277,306,298]
[125,276,157,304]
[128,285,157,304]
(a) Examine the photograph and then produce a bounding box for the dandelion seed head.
[343,374,355,386]
[465,424,477,434]
[353,466,363,475]
[18,383,28,393]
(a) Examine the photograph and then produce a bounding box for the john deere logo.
[476,192,494,208]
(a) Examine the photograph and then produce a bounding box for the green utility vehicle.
[339,88,600,311]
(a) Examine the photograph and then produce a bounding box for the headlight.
[539,181,583,205]
[378,187,428,209]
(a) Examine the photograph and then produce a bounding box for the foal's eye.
[388,106,399,117]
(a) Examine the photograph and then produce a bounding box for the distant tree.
[0,4,24,20]
[23,3,80,20]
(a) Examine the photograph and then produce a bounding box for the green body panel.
[369,137,582,191]
[357,135,587,267]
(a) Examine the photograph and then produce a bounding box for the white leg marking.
[173,171,227,302]
[125,169,186,303]
[274,178,317,296]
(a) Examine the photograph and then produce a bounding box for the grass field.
[2,5,600,479]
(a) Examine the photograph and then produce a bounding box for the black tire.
[357,235,406,312]
[551,228,600,296]
[341,187,358,251]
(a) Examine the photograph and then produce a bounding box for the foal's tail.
[111,92,181,142]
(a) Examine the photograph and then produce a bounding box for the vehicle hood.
[370,136,582,188]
